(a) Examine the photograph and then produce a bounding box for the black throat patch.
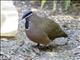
[23,11,32,29]
[25,18,30,29]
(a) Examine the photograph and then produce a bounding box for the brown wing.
[31,13,67,40]
[40,18,64,40]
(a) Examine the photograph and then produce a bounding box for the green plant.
[64,0,71,10]
[40,0,46,9]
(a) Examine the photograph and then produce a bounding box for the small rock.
[54,37,68,46]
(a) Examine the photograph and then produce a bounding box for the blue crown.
[22,11,32,19]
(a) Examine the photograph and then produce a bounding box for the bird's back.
[31,13,67,40]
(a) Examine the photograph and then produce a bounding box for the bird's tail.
[62,32,68,37]
[58,32,68,38]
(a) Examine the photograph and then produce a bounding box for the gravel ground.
[0,1,80,60]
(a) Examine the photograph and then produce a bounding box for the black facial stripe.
[25,18,29,29]
[22,11,32,19]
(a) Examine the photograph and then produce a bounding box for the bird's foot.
[38,45,53,51]
[32,44,54,51]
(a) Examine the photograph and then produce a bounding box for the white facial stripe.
[25,13,32,19]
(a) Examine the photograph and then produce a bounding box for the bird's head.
[22,11,32,29]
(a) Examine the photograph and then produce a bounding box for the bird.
[22,11,68,49]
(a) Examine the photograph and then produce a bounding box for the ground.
[0,1,80,60]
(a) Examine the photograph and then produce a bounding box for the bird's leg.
[36,44,53,51]
[37,43,40,47]
[33,44,53,51]
[32,43,40,48]
[36,43,42,48]
[37,45,53,51]
[46,45,54,51]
